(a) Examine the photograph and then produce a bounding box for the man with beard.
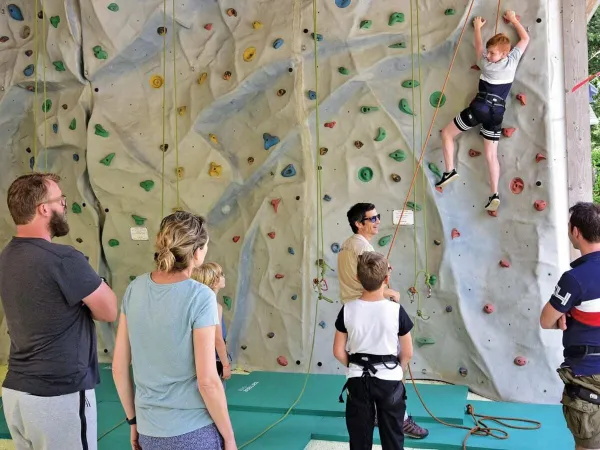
[337,203,430,440]
[0,173,118,450]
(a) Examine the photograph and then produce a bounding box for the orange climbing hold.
[275,273,285,279]
[484,303,495,314]
[469,149,481,157]
[232,236,241,243]
[268,232,276,239]
[435,186,443,193]
[471,64,480,71]
[510,177,524,194]
[324,121,336,128]
[271,198,281,213]
[516,93,526,106]
[204,23,212,30]
[488,210,498,218]
[277,356,288,366]
[502,127,516,137]
[514,356,527,366]
[534,200,547,211]
[451,228,460,239]
[536,153,547,163]
[499,259,510,268]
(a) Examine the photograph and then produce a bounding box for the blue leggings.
[139,423,223,450]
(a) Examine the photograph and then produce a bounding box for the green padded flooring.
[0,364,576,449]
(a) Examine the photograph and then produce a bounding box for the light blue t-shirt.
[121,273,219,437]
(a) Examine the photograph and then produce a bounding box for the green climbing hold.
[360,20,372,29]
[129,275,136,281]
[430,91,446,108]
[93,45,108,60]
[374,127,386,141]
[72,202,82,214]
[428,162,442,178]
[416,337,436,346]
[69,118,76,130]
[360,106,379,114]
[107,3,119,11]
[358,167,373,182]
[94,124,109,137]
[378,235,392,247]
[389,150,407,162]
[389,42,406,48]
[389,12,405,25]
[338,67,349,75]
[108,239,119,247]
[428,274,438,286]
[140,180,155,192]
[402,80,420,88]
[223,296,232,311]
[132,215,146,226]
[407,201,422,211]
[445,8,456,15]
[49,16,60,28]
[399,98,415,115]
[100,153,115,166]
[53,61,65,71]
[42,99,52,113]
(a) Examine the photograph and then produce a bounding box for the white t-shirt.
[337,234,374,303]
[480,46,523,85]
[335,300,413,381]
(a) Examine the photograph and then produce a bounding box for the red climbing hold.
[516,93,526,106]
[534,200,547,211]
[536,153,547,163]
[204,23,213,30]
[503,14,520,24]
[471,64,480,71]
[277,356,289,366]
[483,303,495,314]
[488,210,498,218]
[232,236,241,243]
[514,356,527,366]
[435,186,443,193]
[510,177,524,194]
[324,121,336,128]
[275,273,285,279]
[451,228,460,239]
[502,127,516,137]
[271,198,281,213]
[499,259,510,268]
[469,149,481,157]
[268,232,276,239]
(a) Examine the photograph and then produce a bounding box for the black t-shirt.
[0,237,102,396]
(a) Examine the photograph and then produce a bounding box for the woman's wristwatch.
[126,416,136,425]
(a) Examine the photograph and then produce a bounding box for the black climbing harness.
[564,345,600,359]
[565,383,600,406]
[474,92,506,108]
[338,353,399,403]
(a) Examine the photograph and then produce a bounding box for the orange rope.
[385,0,477,261]
[495,0,502,34]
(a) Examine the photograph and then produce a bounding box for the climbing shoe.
[435,169,459,188]
[485,193,500,211]
[403,415,429,439]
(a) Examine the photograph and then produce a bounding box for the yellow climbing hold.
[198,72,208,85]
[209,134,218,144]
[176,167,185,179]
[253,21,263,29]
[243,47,257,62]
[178,106,186,116]
[150,75,163,88]
[209,162,222,177]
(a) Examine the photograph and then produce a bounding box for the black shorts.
[454,94,505,141]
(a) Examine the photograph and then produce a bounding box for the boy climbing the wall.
[334,251,414,450]
[435,10,530,212]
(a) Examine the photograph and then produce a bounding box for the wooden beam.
[587,0,600,21]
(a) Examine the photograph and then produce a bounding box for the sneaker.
[435,169,459,188]
[485,193,500,211]
[403,415,429,439]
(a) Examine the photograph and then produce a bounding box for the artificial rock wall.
[0,0,571,404]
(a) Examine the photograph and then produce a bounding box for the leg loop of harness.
[338,353,398,403]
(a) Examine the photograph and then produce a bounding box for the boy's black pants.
[345,376,407,450]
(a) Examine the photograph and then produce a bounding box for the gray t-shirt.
[0,237,102,396]
[480,46,523,85]
[122,273,219,437]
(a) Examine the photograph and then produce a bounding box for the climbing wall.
[0,0,571,404]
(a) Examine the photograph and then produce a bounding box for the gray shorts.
[139,423,223,450]
[2,387,97,450]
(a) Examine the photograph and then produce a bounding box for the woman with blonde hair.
[193,263,231,381]
[112,211,236,450]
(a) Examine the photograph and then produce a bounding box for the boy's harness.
[338,353,399,403]
[475,92,505,108]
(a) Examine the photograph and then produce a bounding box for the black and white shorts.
[454,96,505,142]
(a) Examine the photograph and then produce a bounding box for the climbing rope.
[41,0,48,172]
[160,0,167,218]
[171,0,180,210]
[32,0,49,173]
[495,0,502,34]
[32,0,38,172]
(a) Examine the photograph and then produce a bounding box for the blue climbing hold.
[8,4,24,21]
[263,133,280,150]
[73,154,80,162]
[307,90,316,100]
[23,64,34,77]
[288,247,295,255]
[311,33,323,41]
[52,123,58,133]
[29,156,34,170]
[281,164,296,177]
[331,243,340,253]
[273,38,284,49]
[319,321,326,329]
[291,294,298,300]
[323,194,332,202]
[335,0,351,8]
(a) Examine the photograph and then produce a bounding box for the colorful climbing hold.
[307,90,316,100]
[271,198,282,213]
[243,47,256,62]
[535,153,547,163]
[223,296,232,311]
[288,247,295,255]
[209,162,222,177]
[0,36,9,43]
[132,215,146,226]
[93,45,108,60]
[335,0,351,7]
[399,98,415,115]
[502,127,516,137]
[29,156,35,170]
[140,180,154,192]
[69,119,76,130]
[20,26,30,39]
[499,259,510,268]
[198,72,208,84]
[226,8,237,17]
[291,294,298,300]
[514,356,527,366]
[263,133,280,150]
[150,75,163,88]
[23,64,34,77]
[323,195,332,202]
[416,337,435,346]
[319,147,328,156]
[311,33,323,41]
[73,154,79,162]
[389,150,406,162]
[471,64,481,71]
[277,89,286,96]
[391,174,401,183]
[324,122,336,128]
[50,16,60,28]
[129,275,137,281]
[451,228,460,239]
[378,235,392,247]
[267,332,275,338]
[252,21,263,29]
[175,167,184,179]
[353,141,363,149]
[25,49,33,57]
[277,356,288,367]
[402,80,420,88]
[241,345,247,350]
[275,273,284,279]
[428,162,442,178]
[157,27,167,36]
[445,8,456,15]
[72,202,82,214]
[281,164,296,178]
[204,23,213,31]
[459,367,468,377]
[358,167,373,182]
[428,274,437,286]
[430,91,446,108]
[331,243,340,253]
[247,157,254,165]
[338,67,349,75]
[434,239,441,245]
[273,38,284,49]
[389,42,407,48]
[510,177,525,194]
[160,144,169,152]
[319,321,326,329]
[94,124,109,137]
[223,71,232,81]
[42,99,52,113]
[76,238,83,244]
[231,236,241,244]
[107,3,119,11]
[469,149,481,157]
[488,211,498,218]
[516,93,527,106]
[178,106,186,116]
[484,303,495,314]
[267,232,276,239]
[407,201,422,211]
[108,239,119,247]
[534,200,547,211]
[374,127,386,141]
[52,61,65,72]
[99,153,115,166]
[8,4,24,21]
[446,305,453,313]
[389,12,405,25]
[360,106,379,114]
[360,20,372,29]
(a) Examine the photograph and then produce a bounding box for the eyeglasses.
[38,194,67,207]
[361,214,380,223]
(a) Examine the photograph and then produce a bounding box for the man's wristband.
[126,416,136,425]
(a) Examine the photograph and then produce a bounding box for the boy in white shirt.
[334,251,414,450]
